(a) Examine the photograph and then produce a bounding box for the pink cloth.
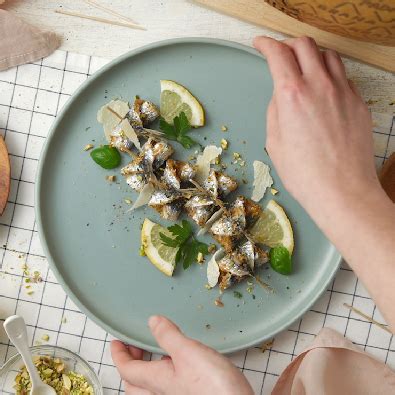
[273,328,395,394]
[0,9,60,71]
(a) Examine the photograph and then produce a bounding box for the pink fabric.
[0,9,60,71]
[273,328,395,394]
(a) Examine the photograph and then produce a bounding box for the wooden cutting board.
[194,0,395,72]
[0,136,10,215]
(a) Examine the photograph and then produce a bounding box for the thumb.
[149,315,189,356]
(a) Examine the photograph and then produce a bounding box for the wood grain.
[194,0,395,72]
[380,153,395,203]
[0,136,10,215]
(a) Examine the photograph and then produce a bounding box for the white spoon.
[3,315,56,395]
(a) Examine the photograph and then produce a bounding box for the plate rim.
[35,37,341,354]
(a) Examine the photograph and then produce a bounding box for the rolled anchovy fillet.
[142,138,174,169]
[203,169,219,198]
[217,172,238,196]
[185,195,216,226]
[121,155,151,192]
[128,98,159,129]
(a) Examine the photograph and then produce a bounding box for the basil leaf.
[90,145,121,169]
[269,246,292,275]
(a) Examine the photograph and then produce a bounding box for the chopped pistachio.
[239,160,246,167]
[270,188,279,195]
[214,156,221,165]
[197,252,204,264]
[41,334,50,341]
[14,356,94,395]
[220,138,228,150]
[83,143,94,151]
[124,198,133,204]
[139,245,146,256]
[205,284,212,290]
[221,125,228,132]
[106,175,116,182]
[62,374,71,390]
[208,244,217,254]
[26,290,34,296]
[214,299,224,307]
[233,152,241,160]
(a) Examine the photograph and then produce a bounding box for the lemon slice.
[141,218,178,276]
[249,200,294,254]
[160,80,205,127]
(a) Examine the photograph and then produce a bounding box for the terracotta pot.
[265,0,395,46]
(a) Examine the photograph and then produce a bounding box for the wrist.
[302,179,390,232]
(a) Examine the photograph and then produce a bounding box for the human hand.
[253,36,381,218]
[111,316,253,395]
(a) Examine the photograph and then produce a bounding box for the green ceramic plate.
[36,38,340,354]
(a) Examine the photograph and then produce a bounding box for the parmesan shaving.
[207,249,224,288]
[97,99,129,141]
[251,160,273,202]
[116,119,142,151]
[128,183,155,211]
[195,145,222,183]
[197,208,224,236]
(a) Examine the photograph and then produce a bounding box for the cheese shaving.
[115,119,142,151]
[207,249,224,288]
[251,160,273,202]
[128,183,155,211]
[197,208,224,237]
[195,145,222,183]
[97,99,129,141]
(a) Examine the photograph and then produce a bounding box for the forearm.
[307,186,395,331]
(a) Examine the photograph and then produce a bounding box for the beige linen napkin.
[273,328,395,394]
[0,9,60,71]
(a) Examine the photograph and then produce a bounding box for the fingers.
[111,340,174,392]
[283,37,326,76]
[322,50,348,86]
[253,36,301,86]
[348,79,362,98]
[149,315,190,356]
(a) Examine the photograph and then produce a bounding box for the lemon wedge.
[249,200,294,254]
[141,218,178,276]
[160,80,205,127]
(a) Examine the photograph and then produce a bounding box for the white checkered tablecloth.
[0,50,394,395]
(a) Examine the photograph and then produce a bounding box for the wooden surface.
[3,0,394,115]
[380,153,395,203]
[195,0,395,72]
[0,136,10,215]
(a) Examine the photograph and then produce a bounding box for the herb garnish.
[159,112,197,149]
[90,145,121,169]
[233,291,243,299]
[160,220,208,269]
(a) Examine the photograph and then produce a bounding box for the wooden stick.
[84,0,140,26]
[343,303,392,334]
[54,9,146,31]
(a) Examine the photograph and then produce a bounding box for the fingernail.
[148,315,161,329]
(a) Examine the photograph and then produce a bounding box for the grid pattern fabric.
[0,50,394,395]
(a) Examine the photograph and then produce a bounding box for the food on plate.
[92,80,294,291]
[90,145,121,169]
[251,160,273,202]
[249,200,294,254]
[160,80,205,126]
[141,218,178,276]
